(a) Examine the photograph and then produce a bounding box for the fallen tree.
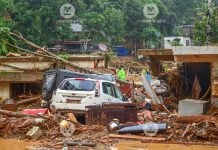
[16,96,41,105]
[9,32,130,85]
[0,109,37,118]
[176,115,218,124]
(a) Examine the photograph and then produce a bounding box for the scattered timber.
[109,134,166,141]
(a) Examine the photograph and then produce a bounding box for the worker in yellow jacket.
[117,66,126,81]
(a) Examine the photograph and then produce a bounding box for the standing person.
[145,70,152,83]
[117,66,126,81]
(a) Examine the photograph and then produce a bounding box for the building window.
[102,82,115,97]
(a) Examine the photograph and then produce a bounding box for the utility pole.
[206,0,212,44]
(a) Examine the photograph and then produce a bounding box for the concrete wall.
[0,61,104,72]
[211,62,218,106]
[0,72,43,82]
[0,82,10,100]
[72,60,104,68]
[0,62,52,71]
[173,46,218,55]
[0,56,105,72]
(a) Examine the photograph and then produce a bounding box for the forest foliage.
[0,0,216,55]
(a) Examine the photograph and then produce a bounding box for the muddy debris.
[0,62,217,149]
[0,106,217,149]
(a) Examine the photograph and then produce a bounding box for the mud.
[115,142,218,150]
[0,138,38,150]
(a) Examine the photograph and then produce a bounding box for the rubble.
[0,49,217,148]
[63,141,97,147]
[0,26,216,149]
[109,134,166,142]
[26,126,43,139]
[108,119,120,131]
[1,95,41,112]
[0,105,217,149]
[59,120,75,137]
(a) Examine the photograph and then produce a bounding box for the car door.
[112,85,125,103]
[101,82,115,103]
[101,82,124,103]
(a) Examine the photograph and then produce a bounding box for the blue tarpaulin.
[115,46,129,56]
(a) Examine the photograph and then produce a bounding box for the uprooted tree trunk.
[10,32,129,85]
[16,96,41,105]
[0,109,51,120]
[10,32,101,74]
[0,109,37,118]
[176,115,218,124]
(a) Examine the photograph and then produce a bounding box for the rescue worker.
[145,70,152,83]
[117,66,126,81]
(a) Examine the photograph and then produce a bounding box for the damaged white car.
[50,78,128,114]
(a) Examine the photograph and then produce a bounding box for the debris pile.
[1,95,41,111]
[0,62,217,149]
[0,106,217,149]
[0,28,217,149]
[0,109,111,149]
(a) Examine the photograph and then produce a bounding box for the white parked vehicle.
[50,78,128,114]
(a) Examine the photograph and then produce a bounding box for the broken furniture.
[85,103,137,125]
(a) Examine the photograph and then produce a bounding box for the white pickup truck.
[50,78,128,114]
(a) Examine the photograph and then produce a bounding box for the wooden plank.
[137,49,174,61]
[149,55,174,61]
[109,134,166,141]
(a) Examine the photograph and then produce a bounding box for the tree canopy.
[193,2,218,45]
[0,0,210,55]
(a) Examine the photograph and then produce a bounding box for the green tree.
[193,2,218,45]
[81,0,125,45]
[123,0,144,51]
[12,0,75,46]
[0,0,211,52]
[0,27,17,55]
[103,7,126,45]
[171,0,205,25]
[0,0,14,28]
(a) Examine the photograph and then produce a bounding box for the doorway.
[183,62,211,99]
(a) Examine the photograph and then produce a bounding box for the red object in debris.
[119,82,133,98]
[22,108,49,115]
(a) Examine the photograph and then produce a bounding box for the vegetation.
[0,0,213,55]
[0,27,18,55]
[58,52,70,60]
[193,2,218,45]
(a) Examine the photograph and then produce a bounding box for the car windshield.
[97,75,115,82]
[60,79,96,91]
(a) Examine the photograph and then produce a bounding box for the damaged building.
[0,55,105,100]
[138,46,218,107]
